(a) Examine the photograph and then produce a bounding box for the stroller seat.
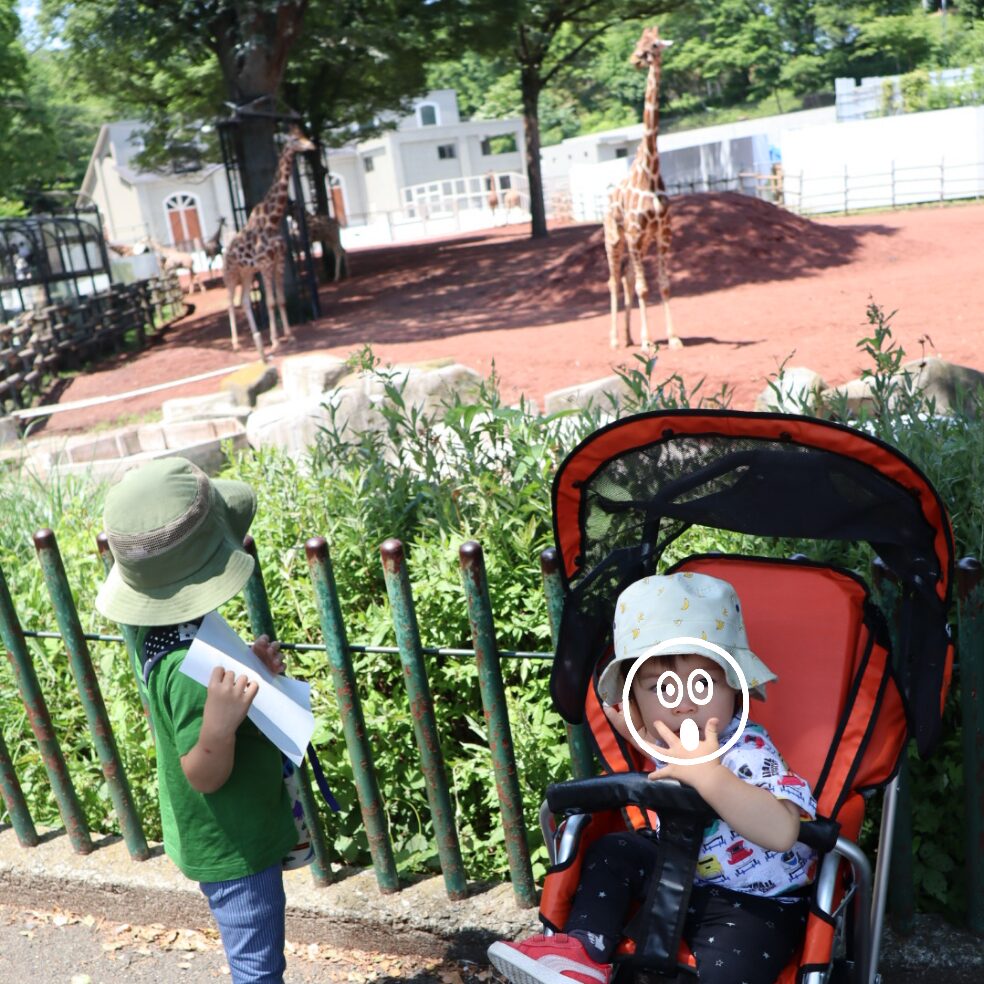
[535,410,955,984]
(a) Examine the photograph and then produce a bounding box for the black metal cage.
[0,209,113,322]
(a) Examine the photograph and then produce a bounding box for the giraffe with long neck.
[603,26,680,350]
[223,127,315,359]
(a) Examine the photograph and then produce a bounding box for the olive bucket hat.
[95,457,256,626]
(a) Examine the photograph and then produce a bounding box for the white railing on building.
[338,172,531,248]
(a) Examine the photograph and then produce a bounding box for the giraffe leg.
[656,215,681,349]
[272,262,293,342]
[628,245,652,351]
[621,255,635,348]
[225,281,240,351]
[604,228,626,349]
[239,284,266,362]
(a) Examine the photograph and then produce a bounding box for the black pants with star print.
[564,832,809,983]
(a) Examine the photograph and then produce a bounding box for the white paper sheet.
[179,612,314,766]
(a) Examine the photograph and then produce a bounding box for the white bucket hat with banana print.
[598,571,777,705]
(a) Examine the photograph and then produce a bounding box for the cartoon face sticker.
[621,636,749,767]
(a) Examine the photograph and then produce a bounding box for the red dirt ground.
[37,193,984,435]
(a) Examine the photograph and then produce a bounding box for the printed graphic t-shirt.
[141,632,297,883]
[648,715,818,898]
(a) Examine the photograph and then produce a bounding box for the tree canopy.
[4,1,983,225]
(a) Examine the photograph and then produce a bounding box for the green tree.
[0,0,29,211]
[284,0,438,217]
[443,1,683,239]
[43,1,308,215]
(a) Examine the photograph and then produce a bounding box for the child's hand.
[201,666,259,741]
[604,697,659,748]
[648,717,725,795]
[252,634,284,675]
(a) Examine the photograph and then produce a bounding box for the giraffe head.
[630,26,673,70]
[283,126,316,154]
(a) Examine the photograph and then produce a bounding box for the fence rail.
[0,529,982,931]
[557,157,984,223]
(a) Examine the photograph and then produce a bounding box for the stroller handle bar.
[546,773,841,853]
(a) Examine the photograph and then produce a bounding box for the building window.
[163,192,203,249]
[615,147,629,159]
[437,144,457,160]
[481,134,518,156]
[363,156,375,173]
[418,103,439,127]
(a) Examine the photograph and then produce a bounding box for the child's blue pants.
[200,863,286,983]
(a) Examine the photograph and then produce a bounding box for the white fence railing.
[339,172,532,248]
[545,158,984,222]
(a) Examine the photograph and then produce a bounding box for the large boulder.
[221,362,279,407]
[279,354,350,399]
[543,375,633,414]
[245,395,337,455]
[753,367,828,413]
[828,357,984,416]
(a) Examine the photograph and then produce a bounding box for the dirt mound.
[535,192,862,304]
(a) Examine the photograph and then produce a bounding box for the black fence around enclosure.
[0,527,982,935]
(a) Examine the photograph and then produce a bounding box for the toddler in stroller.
[490,409,955,984]
[489,571,816,984]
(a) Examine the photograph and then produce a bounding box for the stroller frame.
[536,410,954,984]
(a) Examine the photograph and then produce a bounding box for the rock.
[280,354,349,399]
[754,367,827,413]
[221,362,279,407]
[543,375,633,414]
[828,357,984,416]
[897,356,984,415]
[161,392,247,423]
[245,395,336,454]
[0,416,18,448]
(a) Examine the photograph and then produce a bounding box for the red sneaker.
[488,933,612,984]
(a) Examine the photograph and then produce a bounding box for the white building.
[327,89,527,226]
[78,92,528,252]
[78,121,233,251]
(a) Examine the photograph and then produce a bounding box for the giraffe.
[603,26,680,351]
[486,172,500,220]
[223,127,315,359]
[305,211,347,282]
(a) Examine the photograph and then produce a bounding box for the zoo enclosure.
[0,528,982,932]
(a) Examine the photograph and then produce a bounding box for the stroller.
[531,410,954,984]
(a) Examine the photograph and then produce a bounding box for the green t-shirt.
[143,640,297,882]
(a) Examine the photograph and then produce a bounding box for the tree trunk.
[520,70,548,239]
[307,137,336,281]
[233,116,281,220]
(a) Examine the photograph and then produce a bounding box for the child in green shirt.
[96,457,297,983]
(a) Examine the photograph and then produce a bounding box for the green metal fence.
[0,528,982,933]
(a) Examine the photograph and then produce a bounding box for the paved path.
[0,902,489,983]
[3,902,975,984]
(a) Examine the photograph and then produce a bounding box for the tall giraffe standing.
[223,127,315,359]
[603,26,680,350]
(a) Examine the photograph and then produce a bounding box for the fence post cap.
[304,536,327,561]
[33,528,56,550]
[539,547,559,573]
[459,541,483,565]
[380,538,404,562]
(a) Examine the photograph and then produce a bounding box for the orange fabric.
[673,557,869,793]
